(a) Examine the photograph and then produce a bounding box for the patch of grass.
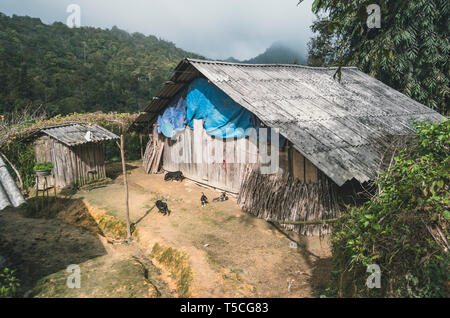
[27,256,165,298]
[96,213,128,240]
[151,243,193,297]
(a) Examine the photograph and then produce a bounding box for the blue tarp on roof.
[156,89,187,138]
[186,78,254,139]
[156,78,286,146]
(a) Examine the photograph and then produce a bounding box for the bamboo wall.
[238,168,340,236]
[34,136,107,188]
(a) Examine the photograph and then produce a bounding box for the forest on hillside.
[225,42,307,65]
[0,13,203,116]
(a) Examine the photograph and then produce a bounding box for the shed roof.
[133,58,445,186]
[0,156,26,211]
[38,123,119,147]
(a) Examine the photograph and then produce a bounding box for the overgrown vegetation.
[33,162,54,172]
[303,0,449,115]
[329,119,449,297]
[0,267,20,298]
[0,13,202,116]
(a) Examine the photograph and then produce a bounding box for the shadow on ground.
[106,162,138,180]
[0,198,107,297]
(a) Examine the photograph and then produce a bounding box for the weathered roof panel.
[133,58,445,186]
[0,157,26,211]
[40,124,119,147]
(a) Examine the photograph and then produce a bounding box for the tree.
[301,0,449,115]
[0,13,203,117]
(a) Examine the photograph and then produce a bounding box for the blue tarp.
[186,78,254,139]
[156,89,187,138]
[156,78,286,146]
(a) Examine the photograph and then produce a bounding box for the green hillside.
[225,42,306,65]
[0,13,203,116]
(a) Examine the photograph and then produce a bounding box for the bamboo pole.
[117,135,131,240]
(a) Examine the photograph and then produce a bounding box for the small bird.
[200,192,208,207]
[155,200,170,216]
[213,192,229,202]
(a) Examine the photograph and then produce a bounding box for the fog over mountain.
[0,0,315,61]
[225,41,307,65]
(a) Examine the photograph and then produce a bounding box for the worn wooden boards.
[158,120,320,193]
[143,126,165,174]
[162,122,249,193]
[34,136,107,188]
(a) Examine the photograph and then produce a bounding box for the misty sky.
[0,0,316,60]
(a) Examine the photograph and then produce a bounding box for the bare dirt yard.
[0,161,332,298]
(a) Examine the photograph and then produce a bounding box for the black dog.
[164,171,184,182]
[213,192,229,202]
[200,193,208,207]
[155,200,170,216]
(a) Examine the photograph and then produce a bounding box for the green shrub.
[0,267,20,298]
[330,119,449,298]
[33,162,54,172]
[2,142,36,188]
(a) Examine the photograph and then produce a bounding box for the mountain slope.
[225,42,306,65]
[0,13,203,115]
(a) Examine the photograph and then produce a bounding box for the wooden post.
[117,134,131,240]
[140,134,144,159]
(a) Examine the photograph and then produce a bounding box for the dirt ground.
[0,161,332,298]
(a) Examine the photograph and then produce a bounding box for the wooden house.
[32,123,119,188]
[132,59,444,235]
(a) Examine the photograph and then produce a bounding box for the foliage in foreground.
[304,0,449,115]
[0,267,20,298]
[330,119,449,297]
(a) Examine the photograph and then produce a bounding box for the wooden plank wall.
[34,136,106,188]
[162,121,257,193]
[161,120,318,193]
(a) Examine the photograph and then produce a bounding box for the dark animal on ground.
[200,193,208,207]
[164,171,184,182]
[213,192,229,202]
[155,200,170,216]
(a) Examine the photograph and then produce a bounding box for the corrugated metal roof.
[133,58,445,186]
[0,157,26,211]
[40,123,119,147]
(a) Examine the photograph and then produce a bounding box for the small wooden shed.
[32,124,119,188]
